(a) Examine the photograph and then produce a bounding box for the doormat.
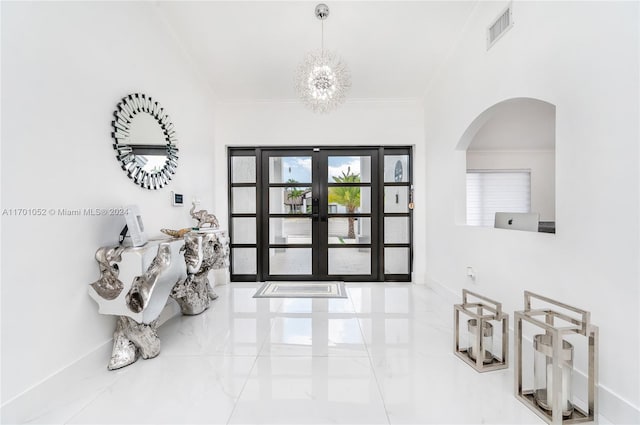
[253,281,347,298]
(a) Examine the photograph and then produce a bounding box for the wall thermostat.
[172,191,184,206]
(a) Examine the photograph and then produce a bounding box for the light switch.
[172,192,184,207]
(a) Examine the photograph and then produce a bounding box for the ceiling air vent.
[487,4,513,50]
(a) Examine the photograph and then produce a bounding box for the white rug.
[253,281,347,298]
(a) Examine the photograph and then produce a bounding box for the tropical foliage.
[286,179,306,213]
[328,167,361,239]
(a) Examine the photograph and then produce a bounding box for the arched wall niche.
[456,97,556,233]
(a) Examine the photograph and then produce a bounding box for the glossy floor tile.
[68,355,256,424]
[227,356,389,424]
[3,282,606,424]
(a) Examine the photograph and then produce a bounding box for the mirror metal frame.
[111,93,179,190]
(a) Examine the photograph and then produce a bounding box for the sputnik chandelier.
[295,3,351,113]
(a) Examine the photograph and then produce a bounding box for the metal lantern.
[515,291,598,425]
[454,289,509,372]
[534,335,574,416]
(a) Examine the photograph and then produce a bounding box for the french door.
[228,146,413,282]
[261,148,379,281]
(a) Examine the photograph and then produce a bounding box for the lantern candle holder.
[515,291,598,425]
[454,289,509,372]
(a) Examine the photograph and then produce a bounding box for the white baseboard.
[596,384,640,425]
[411,271,427,285]
[426,276,460,304]
[0,340,112,410]
[1,301,183,410]
[426,276,640,425]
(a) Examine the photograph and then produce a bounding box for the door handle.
[312,197,319,220]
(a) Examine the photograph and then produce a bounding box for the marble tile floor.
[1,283,608,424]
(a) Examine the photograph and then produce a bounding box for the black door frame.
[317,148,380,281]
[259,148,319,280]
[227,145,413,282]
[259,147,379,281]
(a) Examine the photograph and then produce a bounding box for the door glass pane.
[327,156,371,183]
[232,156,256,183]
[384,186,409,213]
[270,218,312,244]
[328,186,370,214]
[269,248,312,275]
[232,187,256,213]
[233,248,256,274]
[384,217,409,244]
[233,217,256,244]
[269,156,312,184]
[385,248,409,274]
[328,217,370,244]
[384,155,409,183]
[328,248,371,275]
[270,187,312,214]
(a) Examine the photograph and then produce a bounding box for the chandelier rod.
[321,19,324,53]
[315,3,328,54]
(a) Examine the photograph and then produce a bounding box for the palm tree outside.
[328,167,361,239]
[285,178,307,213]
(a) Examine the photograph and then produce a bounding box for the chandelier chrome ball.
[296,50,350,113]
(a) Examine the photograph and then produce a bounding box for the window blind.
[466,170,531,226]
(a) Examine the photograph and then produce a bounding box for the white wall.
[1,2,217,404]
[213,100,425,280]
[466,150,555,221]
[423,1,639,422]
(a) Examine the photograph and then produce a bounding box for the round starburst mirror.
[111,93,179,190]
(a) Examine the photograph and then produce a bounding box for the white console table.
[89,230,229,370]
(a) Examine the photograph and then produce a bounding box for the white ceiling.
[156,1,478,101]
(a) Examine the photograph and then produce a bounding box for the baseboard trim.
[596,384,640,425]
[426,276,460,304]
[0,340,112,409]
[1,299,182,409]
[426,276,640,425]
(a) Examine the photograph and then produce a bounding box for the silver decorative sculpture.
[515,291,598,425]
[109,316,160,370]
[90,246,126,300]
[126,243,171,313]
[88,239,186,369]
[88,240,185,323]
[454,289,509,372]
[190,201,219,228]
[89,229,229,370]
[170,231,228,315]
[209,231,230,270]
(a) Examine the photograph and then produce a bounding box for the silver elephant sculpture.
[190,201,219,228]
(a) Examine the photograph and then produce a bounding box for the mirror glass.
[128,113,165,144]
[460,97,556,233]
[111,93,178,190]
[128,114,168,173]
